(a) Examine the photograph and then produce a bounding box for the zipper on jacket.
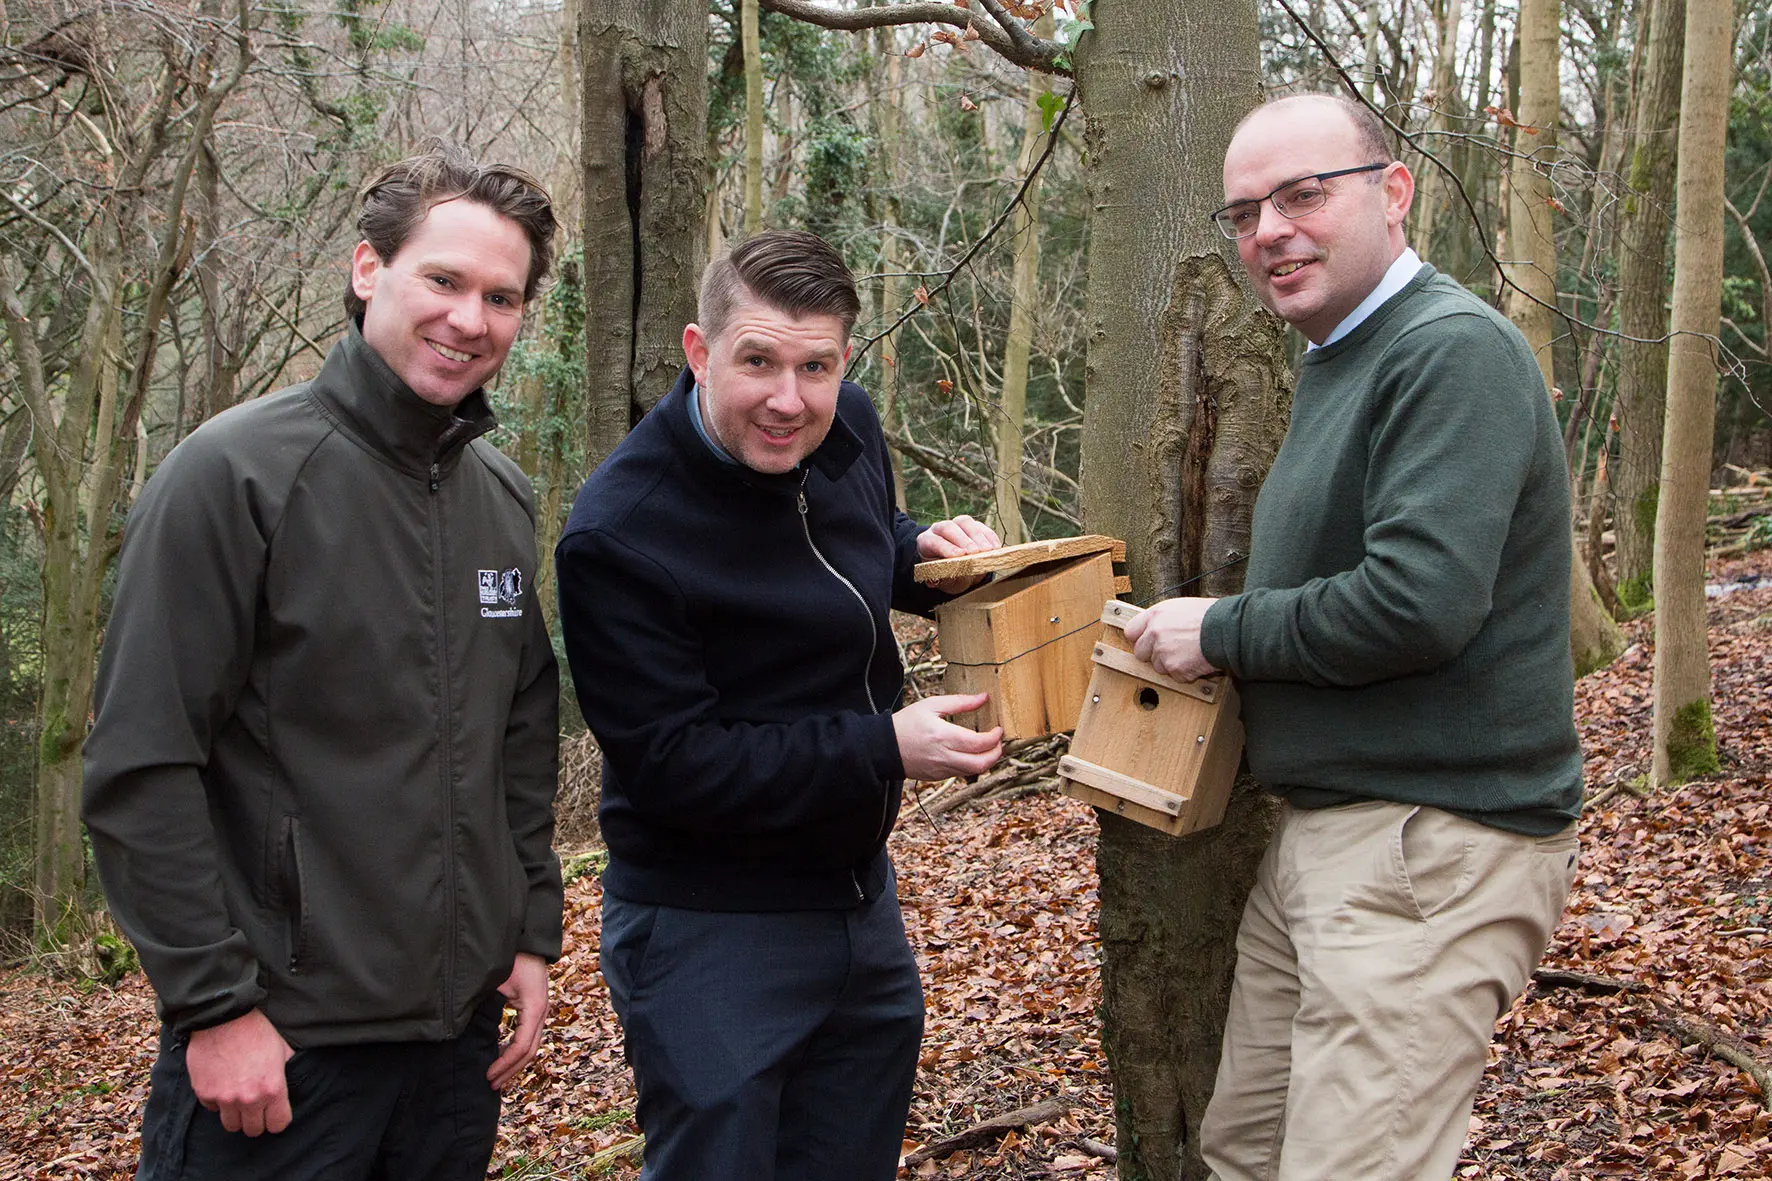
[799,476,896,896]
[283,817,307,974]
[430,464,459,1024]
[797,479,878,714]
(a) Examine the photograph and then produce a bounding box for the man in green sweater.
[1124,94,1583,1179]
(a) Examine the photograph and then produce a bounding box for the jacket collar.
[658,365,862,493]
[308,320,498,477]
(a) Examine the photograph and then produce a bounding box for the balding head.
[1219,93,1414,343]
[1234,94,1394,166]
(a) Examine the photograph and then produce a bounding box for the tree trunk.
[1503,0,1626,677]
[1363,0,1382,101]
[193,141,238,431]
[580,0,708,471]
[1409,0,1464,263]
[1502,0,1562,397]
[3,235,127,944]
[558,0,583,196]
[1651,0,1732,786]
[1613,0,1685,612]
[870,23,907,508]
[743,0,765,235]
[1074,4,1289,1176]
[33,486,110,942]
[994,51,1053,546]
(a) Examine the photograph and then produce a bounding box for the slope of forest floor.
[1,556,1767,1180]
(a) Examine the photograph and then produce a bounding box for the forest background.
[1,0,1769,1178]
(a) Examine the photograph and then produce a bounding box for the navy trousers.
[135,993,504,1181]
[600,877,924,1181]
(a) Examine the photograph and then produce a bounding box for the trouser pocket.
[598,892,661,1025]
[1393,805,1476,920]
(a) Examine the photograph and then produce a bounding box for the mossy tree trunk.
[1612,0,1685,613]
[1651,0,1733,786]
[868,24,908,507]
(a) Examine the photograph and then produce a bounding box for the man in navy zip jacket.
[556,229,1004,1180]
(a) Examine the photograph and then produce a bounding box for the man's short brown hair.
[698,229,862,343]
[346,140,556,319]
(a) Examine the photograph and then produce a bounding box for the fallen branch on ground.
[585,1135,645,1169]
[1530,969,1771,1107]
[904,1098,1070,1167]
[1652,1003,1772,1110]
[1586,775,1651,810]
[1529,967,1642,996]
[988,775,1062,803]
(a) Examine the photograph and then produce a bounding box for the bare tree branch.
[886,428,1081,528]
[0,245,56,441]
[759,0,1069,75]
[1725,197,1772,364]
[0,188,100,286]
[850,88,1076,367]
[974,0,1043,61]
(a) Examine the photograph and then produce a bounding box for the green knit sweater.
[1200,265,1583,834]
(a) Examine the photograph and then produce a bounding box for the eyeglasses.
[1209,163,1389,240]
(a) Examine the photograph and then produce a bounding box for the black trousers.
[135,993,504,1181]
[600,875,925,1181]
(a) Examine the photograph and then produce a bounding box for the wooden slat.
[914,534,1126,584]
[1088,643,1222,704]
[1112,575,1132,593]
[1059,755,1189,815]
[1099,600,1143,630]
[1059,777,1186,834]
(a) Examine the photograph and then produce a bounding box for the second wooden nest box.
[1058,600,1243,838]
[913,534,1130,741]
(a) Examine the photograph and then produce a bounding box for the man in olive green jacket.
[83,143,563,1181]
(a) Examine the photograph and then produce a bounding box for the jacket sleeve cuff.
[865,710,905,783]
[517,901,565,963]
[892,525,951,618]
[1201,595,1240,674]
[166,980,267,1037]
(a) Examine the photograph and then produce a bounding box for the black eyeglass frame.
[1208,163,1390,240]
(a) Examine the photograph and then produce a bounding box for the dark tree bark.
[1612,0,1685,609]
[580,0,709,470]
[1074,4,1289,1177]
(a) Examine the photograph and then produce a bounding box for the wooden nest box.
[1058,600,1243,837]
[913,535,1130,740]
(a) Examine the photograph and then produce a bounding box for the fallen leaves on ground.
[1,558,1767,1179]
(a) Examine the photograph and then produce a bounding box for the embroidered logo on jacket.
[477,568,524,619]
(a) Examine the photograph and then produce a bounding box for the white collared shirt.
[1307,247,1423,351]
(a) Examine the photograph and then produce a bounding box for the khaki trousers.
[1201,800,1579,1181]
